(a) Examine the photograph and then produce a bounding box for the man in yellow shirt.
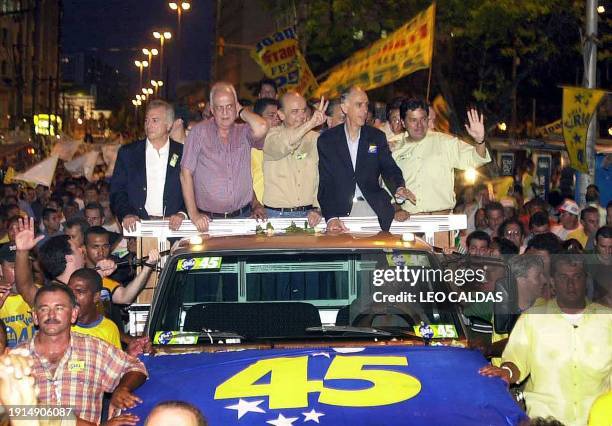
[480,254,612,426]
[68,268,121,348]
[391,98,491,216]
[251,98,281,202]
[262,92,327,227]
[0,249,34,348]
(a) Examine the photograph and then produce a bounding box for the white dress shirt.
[144,138,169,217]
[344,124,364,198]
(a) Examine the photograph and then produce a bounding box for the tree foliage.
[260,0,592,132]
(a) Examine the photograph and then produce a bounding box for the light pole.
[152,31,172,90]
[142,48,159,82]
[151,80,164,96]
[134,60,149,91]
[168,2,190,93]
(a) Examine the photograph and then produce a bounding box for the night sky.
[61,0,214,92]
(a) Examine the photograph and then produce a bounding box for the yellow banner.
[535,119,562,138]
[316,4,435,98]
[562,87,606,173]
[251,27,318,98]
[3,167,15,184]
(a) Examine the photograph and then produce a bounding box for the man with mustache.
[13,284,147,424]
[480,255,612,425]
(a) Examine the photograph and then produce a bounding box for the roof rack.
[123,215,467,246]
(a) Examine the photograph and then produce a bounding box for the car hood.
[130,345,526,426]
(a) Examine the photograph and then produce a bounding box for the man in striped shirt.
[16,284,147,424]
[181,82,269,232]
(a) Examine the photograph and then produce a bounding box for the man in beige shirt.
[263,92,327,227]
[392,98,490,218]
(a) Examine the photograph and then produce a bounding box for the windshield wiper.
[305,326,393,336]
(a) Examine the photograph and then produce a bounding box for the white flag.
[50,136,82,161]
[13,156,59,187]
[64,151,100,182]
[101,144,121,177]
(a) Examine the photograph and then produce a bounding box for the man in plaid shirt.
[15,284,148,424]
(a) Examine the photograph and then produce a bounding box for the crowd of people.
[0,77,609,425]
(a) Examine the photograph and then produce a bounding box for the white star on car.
[303,408,325,423]
[266,413,299,426]
[311,352,331,358]
[225,398,265,419]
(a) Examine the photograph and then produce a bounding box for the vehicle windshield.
[149,249,467,344]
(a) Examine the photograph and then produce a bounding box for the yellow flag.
[562,87,606,173]
[251,27,318,98]
[431,95,450,133]
[3,167,15,184]
[535,119,562,138]
[316,4,435,98]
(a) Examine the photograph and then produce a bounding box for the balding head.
[278,91,309,128]
[210,82,239,129]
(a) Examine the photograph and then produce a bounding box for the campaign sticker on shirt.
[154,331,199,345]
[68,360,85,372]
[169,153,179,167]
[368,144,378,153]
[412,324,458,339]
[176,257,223,271]
[295,152,308,160]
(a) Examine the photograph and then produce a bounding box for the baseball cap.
[558,199,580,216]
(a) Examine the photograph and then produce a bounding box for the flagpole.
[426,2,436,103]
[576,0,598,204]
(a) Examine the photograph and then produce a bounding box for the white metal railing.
[123,215,467,246]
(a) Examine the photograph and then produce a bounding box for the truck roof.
[171,232,433,255]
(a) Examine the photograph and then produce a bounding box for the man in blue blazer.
[110,100,186,231]
[317,86,415,232]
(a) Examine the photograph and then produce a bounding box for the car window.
[150,250,466,343]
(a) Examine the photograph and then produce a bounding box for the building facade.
[0,0,60,138]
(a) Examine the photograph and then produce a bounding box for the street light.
[168,2,190,91]
[151,80,164,96]
[153,31,172,92]
[134,60,149,90]
[142,48,159,81]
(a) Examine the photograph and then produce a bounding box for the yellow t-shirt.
[72,316,121,349]
[588,391,612,426]
[251,148,264,203]
[502,300,612,425]
[0,293,35,348]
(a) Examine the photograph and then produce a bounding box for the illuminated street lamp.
[134,60,149,90]
[168,2,190,91]
[152,31,172,85]
[151,80,164,96]
[142,48,159,81]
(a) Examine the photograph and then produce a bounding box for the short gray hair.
[509,254,544,280]
[209,81,238,106]
[146,99,175,125]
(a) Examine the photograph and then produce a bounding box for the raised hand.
[465,108,485,144]
[310,96,329,128]
[15,217,44,251]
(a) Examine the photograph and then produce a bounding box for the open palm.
[14,217,44,251]
[465,109,485,143]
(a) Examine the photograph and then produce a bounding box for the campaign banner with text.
[562,87,606,173]
[251,27,318,98]
[316,4,435,98]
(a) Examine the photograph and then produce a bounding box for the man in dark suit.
[110,99,186,231]
[318,86,415,232]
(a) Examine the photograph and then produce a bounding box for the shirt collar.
[146,138,170,155]
[344,123,361,143]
